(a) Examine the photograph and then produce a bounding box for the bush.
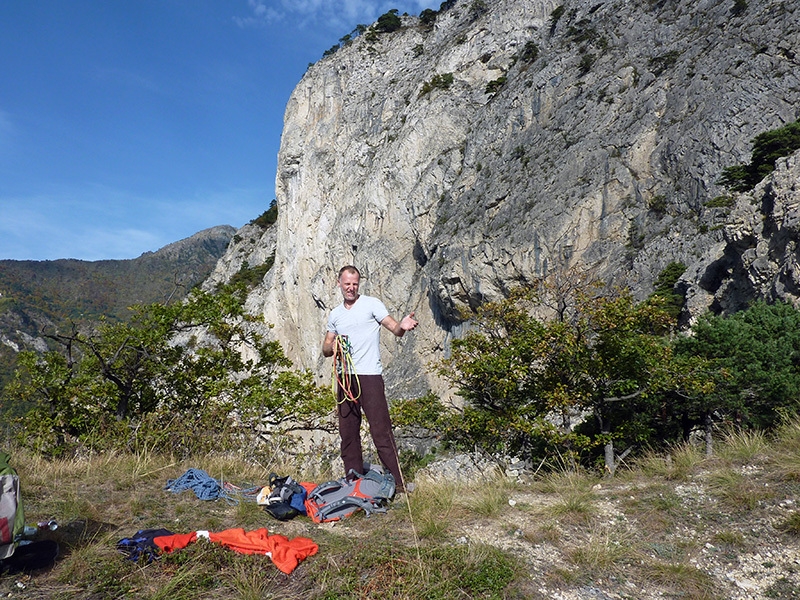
[731,0,748,16]
[520,40,540,63]
[251,200,277,229]
[650,262,687,320]
[419,72,454,97]
[579,52,596,75]
[419,8,437,29]
[705,195,735,208]
[485,75,507,94]
[375,9,402,33]
[2,283,331,457]
[227,256,274,291]
[549,6,565,35]
[649,50,681,76]
[648,194,667,213]
[718,119,800,192]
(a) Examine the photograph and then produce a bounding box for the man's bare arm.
[381,312,418,338]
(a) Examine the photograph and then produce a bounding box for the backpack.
[304,468,395,523]
[258,474,308,521]
[0,452,24,560]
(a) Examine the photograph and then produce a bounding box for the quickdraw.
[331,334,360,404]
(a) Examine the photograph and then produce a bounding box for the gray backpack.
[1,452,24,560]
[305,469,395,523]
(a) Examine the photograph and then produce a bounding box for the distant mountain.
[0,225,236,390]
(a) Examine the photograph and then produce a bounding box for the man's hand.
[382,312,419,337]
[400,312,419,332]
[322,331,337,357]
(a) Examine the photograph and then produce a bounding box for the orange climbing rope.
[331,334,360,404]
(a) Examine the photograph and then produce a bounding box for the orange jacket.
[153,527,317,574]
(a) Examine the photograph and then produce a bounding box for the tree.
[718,119,800,192]
[1,283,332,456]
[650,262,687,320]
[375,9,402,33]
[673,301,800,435]
[417,283,683,473]
[574,292,677,473]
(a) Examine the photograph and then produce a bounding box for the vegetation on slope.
[718,119,800,192]
[393,273,800,475]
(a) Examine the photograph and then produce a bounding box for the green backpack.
[0,452,24,560]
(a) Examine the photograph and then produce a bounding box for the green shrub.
[419,8,437,28]
[648,194,667,213]
[579,52,596,75]
[228,256,273,290]
[705,195,735,208]
[251,200,277,229]
[731,0,748,16]
[718,120,800,192]
[549,5,565,35]
[649,50,681,76]
[419,72,454,97]
[520,40,540,63]
[375,9,401,33]
[485,75,507,94]
[567,19,597,45]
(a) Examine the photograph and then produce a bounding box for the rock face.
[217,0,799,398]
[690,153,800,316]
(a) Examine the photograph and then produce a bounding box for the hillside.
[0,225,235,393]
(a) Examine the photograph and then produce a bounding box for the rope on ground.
[165,468,259,505]
[391,438,424,578]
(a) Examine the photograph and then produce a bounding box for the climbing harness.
[331,334,361,404]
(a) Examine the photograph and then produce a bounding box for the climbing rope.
[164,468,260,505]
[331,334,361,404]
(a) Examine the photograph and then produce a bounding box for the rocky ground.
[415,452,800,599]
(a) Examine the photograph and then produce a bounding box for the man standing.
[322,265,418,492]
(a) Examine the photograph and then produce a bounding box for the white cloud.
[0,183,271,261]
[233,0,283,28]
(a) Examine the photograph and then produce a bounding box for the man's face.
[338,271,360,303]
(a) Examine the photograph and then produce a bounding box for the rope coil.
[331,334,360,404]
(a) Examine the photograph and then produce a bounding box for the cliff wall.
[224,0,799,397]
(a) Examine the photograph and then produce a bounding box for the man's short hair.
[338,265,361,280]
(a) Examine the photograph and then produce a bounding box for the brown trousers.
[337,374,404,489]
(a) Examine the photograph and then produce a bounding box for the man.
[322,265,418,492]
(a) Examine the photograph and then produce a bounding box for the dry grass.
[3,421,800,598]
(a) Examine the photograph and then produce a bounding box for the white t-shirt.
[327,294,389,375]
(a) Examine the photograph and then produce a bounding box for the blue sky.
[0,0,437,261]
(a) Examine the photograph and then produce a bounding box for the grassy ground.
[3,422,800,599]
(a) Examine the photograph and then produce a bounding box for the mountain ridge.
[0,225,236,390]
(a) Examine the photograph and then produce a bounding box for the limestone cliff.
[217,0,799,398]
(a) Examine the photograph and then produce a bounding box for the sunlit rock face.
[213,0,800,398]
